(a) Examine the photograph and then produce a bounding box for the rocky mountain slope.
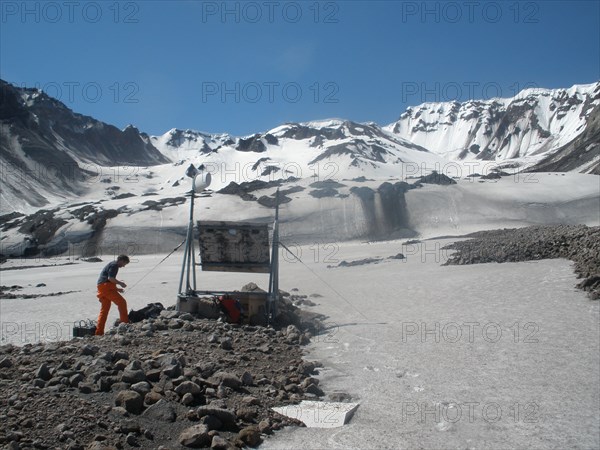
[384,82,600,173]
[0,80,169,212]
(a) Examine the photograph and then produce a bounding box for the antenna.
[178,165,211,295]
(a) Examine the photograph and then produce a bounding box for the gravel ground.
[443,224,600,299]
[0,307,329,450]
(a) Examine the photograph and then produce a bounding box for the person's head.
[116,255,130,267]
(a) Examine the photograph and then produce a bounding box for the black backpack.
[128,302,165,323]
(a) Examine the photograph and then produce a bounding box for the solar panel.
[197,221,271,273]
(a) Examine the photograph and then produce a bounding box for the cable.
[127,239,186,292]
[279,241,370,321]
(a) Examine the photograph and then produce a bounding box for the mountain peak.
[386,81,600,171]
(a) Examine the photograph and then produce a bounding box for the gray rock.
[144,391,163,405]
[126,360,142,370]
[80,344,98,356]
[183,367,198,378]
[145,369,162,382]
[196,406,237,426]
[168,319,183,329]
[241,371,254,386]
[119,419,140,434]
[216,385,229,399]
[284,383,300,393]
[99,351,114,361]
[200,414,223,431]
[35,363,51,381]
[55,423,69,433]
[98,376,116,392]
[179,424,211,448]
[205,388,216,397]
[286,325,300,336]
[131,381,151,395]
[162,364,182,379]
[220,338,233,350]
[175,381,202,396]
[236,406,258,421]
[113,359,129,371]
[83,358,109,377]
[304,383,324,397]
[211,435,234,449]
[238,426,261,447]
[111,382,131,392]
[115,390,144,415]
[160,310,180,319]
[142,399,176,422]
[0,357,13,368]
[126,433,139,447]
[111,406,129,416]
[300,377,319,389]
[121,368,146,384]
[78,383,95,394]
[113,350,129,361]
[258,344,271,354]
[141,323,155,332]
[209,371,241,389]
[242,395,260,406]
[258,419,272,435]
[181,392,195,406]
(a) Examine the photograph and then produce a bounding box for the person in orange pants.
[95,255,130,335]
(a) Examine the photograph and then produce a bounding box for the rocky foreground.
[443,224,600,299]
[0,305,334,450]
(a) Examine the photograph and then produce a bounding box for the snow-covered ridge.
[149,82,599,177]
[1,80,598,217]
[384,81,600,169]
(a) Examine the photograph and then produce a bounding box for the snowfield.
[1,237,599,449]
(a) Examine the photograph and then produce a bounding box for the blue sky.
[1,1,598,136]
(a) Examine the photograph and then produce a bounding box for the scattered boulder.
[35,363,51,381]
[142,399,176,422]
[175,381,202,396]
[209,372,242,389]
[211,435,235,449]
[179,424,211,448]
[237,426,262,447]
[121,367,146,384]
[196,407,237,427]
[115,390,144,415]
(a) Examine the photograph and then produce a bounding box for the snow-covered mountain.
[385,82,600,173]
[0,80,169,212]
[149,119,448,189]
[1,80,599,259]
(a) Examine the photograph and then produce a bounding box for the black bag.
[128,302,165,323]
[73,319,96,337]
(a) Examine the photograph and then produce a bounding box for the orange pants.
[95,282,129,335]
